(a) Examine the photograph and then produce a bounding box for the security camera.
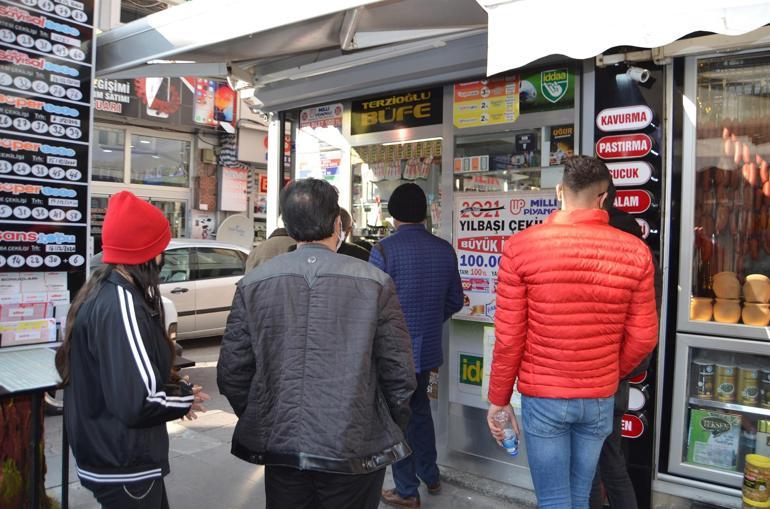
[626,66,650,84]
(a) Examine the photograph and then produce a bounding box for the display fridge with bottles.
[670,50,770,491]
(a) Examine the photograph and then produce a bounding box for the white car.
[91,239,250,340]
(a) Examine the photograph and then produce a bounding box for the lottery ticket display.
[0,0,92,347]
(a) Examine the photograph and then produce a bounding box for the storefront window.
[130,135,191,187]
[351,139,442,240]
[149,199,187,238]
[691,52,770,327]
[453,125,573,193]
[92,127,125,182]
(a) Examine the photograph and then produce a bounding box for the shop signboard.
[596,133,653,160]
[596,105,653,132]
[614,189,652,214]
[453,76,519,128]
[453,191,558,323]
[351,87,442,135]
[519,67,575,113]
[93,77,236,131]
[300,103,343,129]
[457,352,483,395]
[606,161,652,187]
[593,64,665,509]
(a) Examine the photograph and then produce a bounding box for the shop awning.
[96,0,487,80]
[479,0,770,76]
[96,0,384,76]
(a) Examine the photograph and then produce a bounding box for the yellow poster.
[453,76,520,128]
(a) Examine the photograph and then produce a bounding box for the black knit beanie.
[388,183,427,223]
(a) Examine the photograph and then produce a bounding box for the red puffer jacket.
[488,209,658,405]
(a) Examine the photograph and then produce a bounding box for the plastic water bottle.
[493,410,519,457]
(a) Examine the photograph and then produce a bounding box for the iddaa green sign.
[459,354,483,386]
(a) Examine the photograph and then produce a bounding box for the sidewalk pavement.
[44,408,514,509]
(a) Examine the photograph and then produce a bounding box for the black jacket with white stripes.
[64,271,193,485]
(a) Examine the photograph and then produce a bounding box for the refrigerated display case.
[671,51,770,491]
[669,335,770,488]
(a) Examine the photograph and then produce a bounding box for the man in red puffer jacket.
[486,155,658,509]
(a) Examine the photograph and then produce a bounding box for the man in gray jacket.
[218,178,416,509]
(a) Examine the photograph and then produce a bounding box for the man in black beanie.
[373,183,464,508]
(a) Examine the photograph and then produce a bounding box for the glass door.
[679,51,770,339]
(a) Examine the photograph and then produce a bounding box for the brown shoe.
[426,481,441,495]
[381,488,420,508]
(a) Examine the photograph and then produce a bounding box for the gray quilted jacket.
[217,244,416,474]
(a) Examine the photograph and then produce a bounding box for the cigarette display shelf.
[689,396,770,417]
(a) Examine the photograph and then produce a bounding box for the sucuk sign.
[621,414,646,439]
[614,189,652,214]
[596,105,653,132]
[596,133,652,160]
[606,161,652,187]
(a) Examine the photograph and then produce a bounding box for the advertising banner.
[520,67,574,113]
[351,87,442,135]
[0,89,89,141]
[0,1,93,63]
[300,103,343,129]
[0,45,90,103]
[453,191,558,323]
[453,76,519,128]
[219,167,248,212]
[0,0,92,290]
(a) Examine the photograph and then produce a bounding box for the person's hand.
[486,403,519,445]
[183,384,210,421]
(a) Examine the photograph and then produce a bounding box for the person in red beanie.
[55,191,209,509]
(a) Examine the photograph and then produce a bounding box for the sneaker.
[381,488,420,508]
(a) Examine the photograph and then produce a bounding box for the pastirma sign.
[596,133,652,160]
[351,87,442,135]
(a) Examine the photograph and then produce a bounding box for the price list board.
[0,0,92,274]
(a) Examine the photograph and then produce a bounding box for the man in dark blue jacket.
[372,183,464,508]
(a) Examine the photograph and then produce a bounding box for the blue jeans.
[522,395,614,509]
[392,371,439,498]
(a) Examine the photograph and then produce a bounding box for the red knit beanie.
[102,191,171,265]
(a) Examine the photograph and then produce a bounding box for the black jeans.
[86,478,169,509]
[265,465,386,509]
[589,382,638,509]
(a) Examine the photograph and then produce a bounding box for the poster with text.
[453,191,558,323]
[453,76,519,128]
[219,167,248,212]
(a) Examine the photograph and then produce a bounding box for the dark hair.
[339,208,353,232]
[55,259,171,385]
[562,155,611,193]
[603,180,617,211]
[280,178,340,241]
